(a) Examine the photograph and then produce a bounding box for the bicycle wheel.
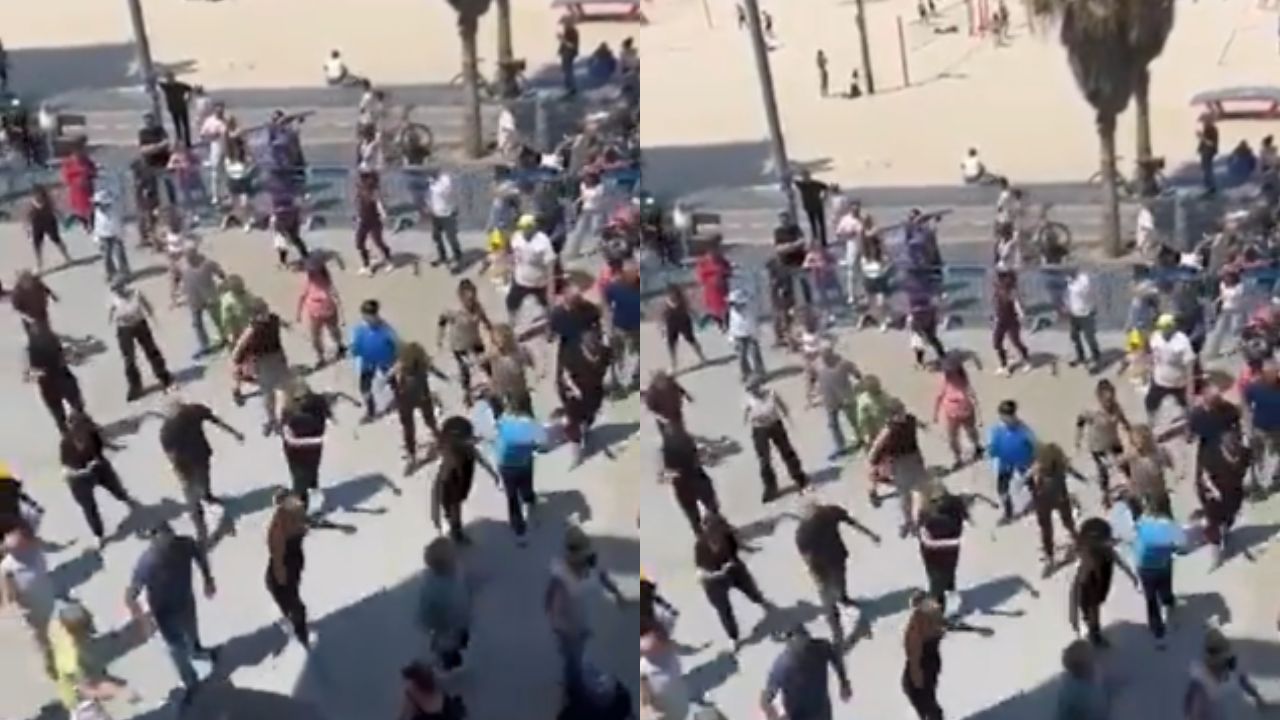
[1040,221,1072,261]
[408,122,435,156]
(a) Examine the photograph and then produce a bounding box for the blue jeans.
[155,605,210,689]
[99,236,130,281]
[825,402,858,453]
[189,301,221,352]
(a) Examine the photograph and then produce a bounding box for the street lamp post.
[125,0,163,120]
[741,0,796,218]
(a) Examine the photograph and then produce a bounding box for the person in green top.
[854,374,893,449]
[218,274,257,405]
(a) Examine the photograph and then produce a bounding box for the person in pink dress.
[295,259,346,368]
[933,355,983,469]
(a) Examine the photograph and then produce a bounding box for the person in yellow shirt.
[48,600,135,712]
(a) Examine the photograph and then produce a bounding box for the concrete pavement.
[639,323,1280,719]
[0,221,640,720]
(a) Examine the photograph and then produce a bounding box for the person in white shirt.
[961,147,999,185]
[834,202,865,305]
[507,214,556,321]
[640,627,691,720]
[1146,314,1196,426]
[1135,202,1159,260]
[567,172,607,259]
[199,103,229,205]
[1206,270,1248,359]
[324,50,360,87]
[497,104,520,159]
[427,170,463,268]
[745,379,809,501]
[728,288,765,383]
[91,188,129,282]
[1065,268,1102,368]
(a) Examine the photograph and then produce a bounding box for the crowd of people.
[0,18,644,720]
[639,163,1280,718]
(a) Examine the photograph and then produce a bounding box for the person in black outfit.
[59,411,140,549]
[795,501,881,647]
[280,382,358,511]
[354,172,393,273]
[902,592,946,720]
[432,416,499,544]
[393,342,449,475]
[24,323,85,434]
[159,72,194,147]
[1196,426,1250,565]
[1028,443,1081,573]
[10,270,58,337]
[1068,517,1138,648]
[695,513,773,651]
[26,185,71,272]
[557,18,581,96]
[270,184,311,268]
[917,484,968,616]
[137,113,176,204]
[0,467,43,539]
[557,329,612,464]
[793,171,830,245]
[658,422,722,534]
[266,490,310,648]
[1198,118,1219,195]
[773,210,812,304]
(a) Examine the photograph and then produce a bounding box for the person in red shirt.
[695,237,732,331]
[60,143,96,232]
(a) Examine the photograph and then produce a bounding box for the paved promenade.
[639,322,1280,719]
[0,222,640,720]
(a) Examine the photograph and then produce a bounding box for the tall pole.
[741,0,796,218]
[854,0,876,94]
[125,0,163,120]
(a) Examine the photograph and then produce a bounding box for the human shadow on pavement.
[847,586,921,645]
[170,363,208,387]
[959,573,1040,619]
[580,421,640,463]
[99,409,166,442]
[1218,522,1280,566]
[132,679,328,720]
[315,471,404,517]
[50,548,103,596]
[104,497,187,545]
[966,621,1280,720]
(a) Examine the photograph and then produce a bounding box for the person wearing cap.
[125,521,219,704]
[507,213,556,323]
[987,399,1037,522]
[728,287,766,384]
[108,275,172,401]
[349,298,400,421]
[91,187,130,282]
[744,377,809,502]
[1147,313,1196,428]
[546,525,626,697]
[1185,628,1267,716]
[760,622,851,720]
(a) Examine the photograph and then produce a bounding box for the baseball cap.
[1155,313,1177,330]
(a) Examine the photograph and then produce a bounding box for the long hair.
[1034,442,1069,478]
[903,592,944,656]
[267,493,307,564]
[398,341,430,377]
[490,323,519,356]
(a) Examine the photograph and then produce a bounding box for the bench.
[551,0,647,23]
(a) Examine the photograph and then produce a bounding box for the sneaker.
[994,366,1011,377]
[358,265,374,277]
[1020,363,1033,374]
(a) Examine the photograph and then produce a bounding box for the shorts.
[863,275,890,296]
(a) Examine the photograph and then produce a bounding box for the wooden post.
[897,16,910,87]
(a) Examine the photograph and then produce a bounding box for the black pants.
[37,369,84,434]
[803,203,827,246]
[1080,598,1104,645]
[1033,494,1076,557]
[355,221,391,268]
[922,548,959,612]
[68,463,133,539]
[452,346,488,397]
[993,320,1029,368]
[996,466,1019,517]
[1089,447,1122,500]
[915,324,948,363]
[1138,565,1175,639]
[265,569,309,645]
[274,214,310,264]
[31,221,67,260]
[1068,313,1101,364]
[1144,383,1188,417]
[499,464,537,537]
[117,321,172,397]
[358,367,397,417]
[283,447,322,508]
[702,562,766,641]
[751,421,807,495]
[672,471,720,534]
[168,106,192,147]
[902,670,944,720]
[397,395,438,456]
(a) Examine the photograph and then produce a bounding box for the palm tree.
[1129,0,1175,196]
[446,0,494,158]
[494,0,520,98]
[1030,0,1138,256]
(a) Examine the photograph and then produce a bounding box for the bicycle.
[1087,156,1167,198]
[1022,203,1072,265]
[448,58,528,100]
[380,106,435,167]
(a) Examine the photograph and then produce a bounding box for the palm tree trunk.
[495,0,518,98]
[1097,112,1122,257]
[1134,67,1156,197]
[460,16,484,158]
[854,0,875,94]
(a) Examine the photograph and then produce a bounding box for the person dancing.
[266,491,310,648]
[431,416,499,544]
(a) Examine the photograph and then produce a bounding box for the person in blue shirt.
[987,399,1037,522]
[349,299,400,421]
[603,261,642,391]
[1242,361,1280,490]
[1131,491,1184,648]
[493,392,546,546]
